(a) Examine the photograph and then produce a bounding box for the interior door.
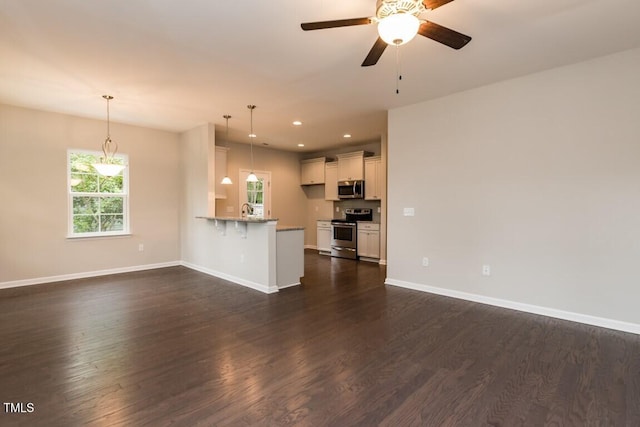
[238,169,271,218]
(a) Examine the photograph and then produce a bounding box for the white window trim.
[67,149,130,238]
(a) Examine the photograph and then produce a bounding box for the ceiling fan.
[301,0,471,67]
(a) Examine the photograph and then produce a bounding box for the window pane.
[70,153,98,173]
[73,214,99,233]
[100,214,124,232]
[100,197,123,214]
[70,173,98,192]
[73,197,98,215]
[99,173,124,193]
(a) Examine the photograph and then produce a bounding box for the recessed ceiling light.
[293,121,302,126]
[297,143,305,147]
[248,133,256,138]
[343,134,352,138]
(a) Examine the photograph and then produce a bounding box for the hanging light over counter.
[246,105,258,182]
[221,114,233,185]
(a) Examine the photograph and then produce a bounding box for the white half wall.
[387,48,640,329]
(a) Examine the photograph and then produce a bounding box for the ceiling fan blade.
[361,37,388,67]
[422,0,455,10]
[418,21,471,50]
[301,17,373,31]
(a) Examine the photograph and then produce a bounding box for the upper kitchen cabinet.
[300,157,326,185]
[215,146,230,199]
[364,156,384,200]
[337,151,371,181]
[324,162,338,201]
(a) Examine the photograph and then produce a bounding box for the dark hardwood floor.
[1,250,639,426]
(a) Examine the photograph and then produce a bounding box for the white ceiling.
[2,0,640,152]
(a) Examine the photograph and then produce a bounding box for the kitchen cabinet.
[300,157,326,185]
[324,162,338,201]
[317,220,332,254]
[364,156,384,200]
[357,223,380,260]
[215,146,229,199]
[337,151,366,181]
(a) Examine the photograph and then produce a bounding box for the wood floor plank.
[1,250,639,426]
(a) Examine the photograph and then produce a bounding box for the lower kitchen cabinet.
[317,220,332,254]
[357,223,380,260]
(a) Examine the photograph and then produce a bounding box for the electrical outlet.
[482,265,491,276]
[138,243,144,252]
[377,206,381,213]
[422,257,429,267]
[336,206,340,213]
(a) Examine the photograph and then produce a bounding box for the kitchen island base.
[189,217,304,293]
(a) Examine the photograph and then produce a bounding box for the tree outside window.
[68,151,129,237]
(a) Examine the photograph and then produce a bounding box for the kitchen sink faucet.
[241,203,254,217]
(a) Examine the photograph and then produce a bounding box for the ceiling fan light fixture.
[377,13,420,46]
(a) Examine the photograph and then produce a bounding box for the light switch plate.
[403,208,415,216]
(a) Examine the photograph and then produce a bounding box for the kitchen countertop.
[196,216,278,223]
[276,226,305,232]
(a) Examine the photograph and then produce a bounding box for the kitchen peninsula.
[193,216,304,293]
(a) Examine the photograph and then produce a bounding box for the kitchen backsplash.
[334,199,382,223]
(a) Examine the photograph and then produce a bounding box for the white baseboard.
[0,261,181,290]
[180,261,278,294]
[304,244,317,250]
[385,278,640,335]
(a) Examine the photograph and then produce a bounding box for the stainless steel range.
[331,208,372,260]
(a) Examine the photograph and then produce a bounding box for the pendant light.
[220,114,233,185]
[246,104,258,183]
[92,95,126,177]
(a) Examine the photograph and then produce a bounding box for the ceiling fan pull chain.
[396,43,402,94]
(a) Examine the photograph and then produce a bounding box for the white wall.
[387,48,640,331]
[0,104,181,285]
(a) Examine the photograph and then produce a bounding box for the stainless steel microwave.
[338,180,364,199]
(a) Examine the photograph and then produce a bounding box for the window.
[67,150,129,237]
[239,170,271,218]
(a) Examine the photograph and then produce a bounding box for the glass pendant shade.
[377,13,420,46]
[221,176,232,185]
[246,172,259,182]
[92,95,126,177]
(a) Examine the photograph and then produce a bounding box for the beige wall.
[215,141,308,228]
[0,104,181,284]
[387,48,640,329]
